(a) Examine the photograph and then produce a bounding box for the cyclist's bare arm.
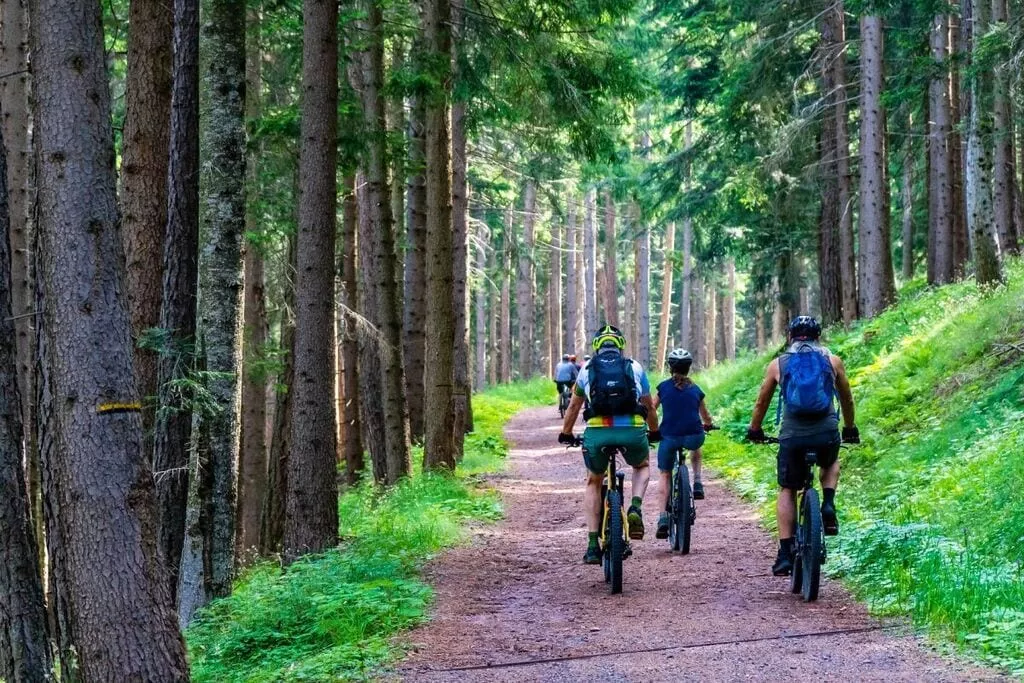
[698,399,713,425]
[561,394,586,435]
[749,359,780,430]
[640,395,659,431]
[651,394,661,411]
[830,355,856,427]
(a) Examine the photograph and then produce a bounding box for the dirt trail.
[394,407,1003,682]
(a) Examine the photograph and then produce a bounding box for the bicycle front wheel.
[671,464,692,554]
[801,488,823,601]
[606,489,624,594]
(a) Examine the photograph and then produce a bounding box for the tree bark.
[635,208,651,368]
[31,0,189,674]
[602,189,618,326]
[817,13,842,324]
[902,115,915,279]
[965,0,1002,283]
[950,12,969,276]
[0,111,51,683]
[499,209,512,383]
[723,257,736,360]
[991,0,1018,254]
[451,93,470,456]
[403,95,427,441]
[474,221,488,391]
[680,213,693,352]
[486,235,498,386]
[929,14,956,284]
[583,187,598,336]
[857,15,896,318]
[705,285,717,366]
[549,215,563,372]
[516,181,537,378]
[689,274,705,369]
[831,0,857,322]
[564,195,578,355]
[179,0,246,625]
[237,0,267,561]
[283,0,339,561]
[655,222,675,370]
[153,0,199,602]
[339,176,363,484]
[122,0,173,427]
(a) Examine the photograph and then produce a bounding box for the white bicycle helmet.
[667,348,693,372]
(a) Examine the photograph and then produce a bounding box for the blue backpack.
[778,345,836,420]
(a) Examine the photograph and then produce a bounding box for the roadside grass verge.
[697,260,1024,675]
[186,377,552,681]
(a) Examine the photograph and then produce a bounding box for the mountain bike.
[762,436,825,602]
[664,427,717,554]
[558,383,572,418]
[571,438,631,594]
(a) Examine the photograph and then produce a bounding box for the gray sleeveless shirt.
[777,342,840,440]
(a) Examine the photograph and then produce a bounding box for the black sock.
[779,537,794,554]
[823,488,836,507]
[588,532,599,549]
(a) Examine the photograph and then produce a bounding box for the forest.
[1,0,1024,679]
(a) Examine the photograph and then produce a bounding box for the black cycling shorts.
[555,380,574,395]
[777,433,840,490]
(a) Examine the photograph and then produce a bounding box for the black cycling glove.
[746,427,766,443]
[558,432,577,446]
[842,426,860,444]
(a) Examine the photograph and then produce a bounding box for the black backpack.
[586,351,641,417]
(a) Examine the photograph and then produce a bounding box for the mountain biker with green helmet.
[745,316,860,577]
[559,324,661,564]
[651,348,715,539]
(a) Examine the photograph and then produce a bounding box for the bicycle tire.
[671,463,692,554]
[801,488,823,601]
[789,518,803,594]
[607,489,624,594]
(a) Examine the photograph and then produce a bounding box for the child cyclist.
[652,348,715,539]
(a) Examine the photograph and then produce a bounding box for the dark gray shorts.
[777,432,840,489]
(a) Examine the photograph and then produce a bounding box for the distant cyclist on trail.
[558,325,661,564]
[553,353,579,401]
[745,316,860,577]
[652,348,715,539]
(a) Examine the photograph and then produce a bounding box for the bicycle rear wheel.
[606,489,624,594]
[670,464,692,554]
[800,488,823,601]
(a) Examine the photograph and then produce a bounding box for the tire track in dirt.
[393,407,1005,682]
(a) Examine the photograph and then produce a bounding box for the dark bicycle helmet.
[788,315,822,341]
[562,354,571,361]
[667,348,693,373]
[591,324,626,351]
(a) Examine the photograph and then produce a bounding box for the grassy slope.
[697,261,1024,675]
[186,378,553,682]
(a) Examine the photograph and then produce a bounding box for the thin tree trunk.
[339,176,363,484]
[583,187,598,336]
[474,222,488,391]
[451,92,470,457]
[723,257,736,360]
[705,285,717,366]
[499,209,512,383]
[635,208,651,368]
[832,0,857,322]
[680,214,693,351]
[486,234,498,386]
[31,0,189,673]
[690,274,705,369]
[858,15,896,317]
[602,189,618,326]
[260,299,293,555]
[179,0,246,625]
[902,117,916,279]
[516,181,537,378]
[0,113,51,683]
[237,0,267,561]
[655,222,675,370]
[991,0,1018,254]
[122,0,173,428]
[153,0,199,602]
[403,95,427,441]
[929,14,956,284]
[951,12,970,275]
[284,0,339,561]
[564,195,578,354]
[818,12,842,324]
[549,216,562,371]
[389,40,406,270]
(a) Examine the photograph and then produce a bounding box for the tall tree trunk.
[965,0,1002,283]
[680,213,693,351]
[339,176,363,484]
[549,216,563,371]
[991,0,1018,254]
[831,0,857,322]
[817,12,842,324]
[564,195,578,354]
[499,209,512,383]
[153,0,199,602]
[451,93,470,455]
[284,0,339,561]
[902,117,915,279]
[122,0,173,428]
[0,0,38,551]
[403,95,427,441]
[705,285,717,366]
[929,14,956,284]
[857,15,896,317]
[655,222,675,370]
[474,222,488,391]
[388,41,406,271]
[723,257,736,360]
[690,274,705,369]
[950,12,969,276]
[516,181,537,378]
[486,235,498,386]
[635,209,651,368]
[358,2,411,482]
[179,0,246,625]
[602,189,618,326]
[583,187,598,336]
[0,113,51,683]
[31,0,189,674]
[237,0,267,561]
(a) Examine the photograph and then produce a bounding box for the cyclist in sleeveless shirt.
[746,316,860,576]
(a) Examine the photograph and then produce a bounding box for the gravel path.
[393,407,1004,682]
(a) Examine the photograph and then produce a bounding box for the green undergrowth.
[697,260,1024,675]
[186,377,551,682]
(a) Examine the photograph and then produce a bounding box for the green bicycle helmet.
[592,324,626,351]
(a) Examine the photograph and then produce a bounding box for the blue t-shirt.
[657,379,705,437]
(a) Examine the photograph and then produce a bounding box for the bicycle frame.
[600,447,629,544]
